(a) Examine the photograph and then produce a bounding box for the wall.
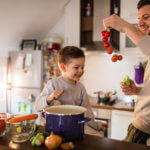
[81,50,146,101]
[93,0,110,41]
[47,0,80,47]
[64,0,80,47]
[121,0,139,21]
[0,0,69,57]
[48,13,66,46]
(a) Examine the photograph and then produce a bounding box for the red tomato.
[104,42,110,48]
[111,54,118,62]
[105,31,111,37]
[102,37,108,42]
[118,55,123,61]
[101,30,106,36]
[107,48,113,54]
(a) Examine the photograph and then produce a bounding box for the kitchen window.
[120,22,139,52]
[125,24,138,48]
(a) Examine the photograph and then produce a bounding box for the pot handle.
[78,117,91,124]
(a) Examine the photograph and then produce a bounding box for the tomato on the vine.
[101,30,106,36]
[105,31,111,37]
[107,48,113,54]
[118,55,123,61]
[111,54,118,62]
[104,42,110,48]
[102,37,108,42]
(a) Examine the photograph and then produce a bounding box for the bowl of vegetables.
[8,114,38,143]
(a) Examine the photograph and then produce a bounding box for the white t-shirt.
[133,35,150,134]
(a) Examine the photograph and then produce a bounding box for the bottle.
[86,3,91,16]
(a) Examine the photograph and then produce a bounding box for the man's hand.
[46,89,65,104]
[103,14,130,33]
[103,14,145,45]
[120,80,141,95]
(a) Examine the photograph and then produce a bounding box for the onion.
[45,131,62,150]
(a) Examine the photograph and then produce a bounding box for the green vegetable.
[16,126,22,133]
[30,133,44,147]
[124,75,130,86]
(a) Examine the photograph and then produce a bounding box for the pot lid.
[44,105,87,115]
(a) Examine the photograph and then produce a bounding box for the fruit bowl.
[9,119,36,143]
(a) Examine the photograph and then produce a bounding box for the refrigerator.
[7,50,60,124]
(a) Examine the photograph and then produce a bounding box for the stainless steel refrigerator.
[7,50,43,123]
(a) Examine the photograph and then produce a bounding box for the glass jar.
[0,113,11,136]
[134,64,144,84]
[0,113,6,136]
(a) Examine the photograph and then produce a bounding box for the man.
[103,0,150,145]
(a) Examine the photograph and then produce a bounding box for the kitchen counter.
[91,101,134,112]
[0,133,150,150]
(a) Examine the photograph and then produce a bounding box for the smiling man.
[103,0,150,145]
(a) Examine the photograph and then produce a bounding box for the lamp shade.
[45,35,63,44]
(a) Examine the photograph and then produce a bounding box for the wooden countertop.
[0,133,150,150]
[91,101,134,112]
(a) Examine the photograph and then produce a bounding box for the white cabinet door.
[111,110,133,140]
[64,0,80,47]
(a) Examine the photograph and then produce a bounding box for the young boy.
[35,46,108,135]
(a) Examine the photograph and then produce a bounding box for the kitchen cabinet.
[92,107,134,140]
[111,110,133,140]
[64,0,120,49]
[80,0,93,46]
[80,0,120,50]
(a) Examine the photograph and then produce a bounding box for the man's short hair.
[57,46,85,64]
[137,0,150,10]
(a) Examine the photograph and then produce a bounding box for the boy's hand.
[101,123,108,131]
[47,89,65,104]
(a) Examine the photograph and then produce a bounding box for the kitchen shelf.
[81,16,93,31]
[80,0,93,46]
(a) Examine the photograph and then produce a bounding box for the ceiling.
[0,0,69,51]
